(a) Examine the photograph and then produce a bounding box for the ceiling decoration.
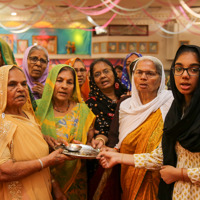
[0,0,200,36]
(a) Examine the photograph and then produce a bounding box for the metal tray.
[62,144,100,159]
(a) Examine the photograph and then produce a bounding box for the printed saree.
[0,65,52,200]
[120,109,163,200]
[35,64,95,199]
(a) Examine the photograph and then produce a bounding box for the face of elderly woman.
[174,51,199,103]
[27,49,48,80]
[7,68,28,109]
[93,61,115,91]
[134,60,161,99]
[53,70,74,103]
[73,61,87,87]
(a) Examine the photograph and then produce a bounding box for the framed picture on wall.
[0,34,14,50]
[138,42,148,53]
[93,43,100,54]
[128,42,137,52]
[32,35,57,54]
[100,42,107,53]
[118,42,127,53]
[179,41,189,46]
[17,40,28,54]
[148,42,158,54]
[108,42,117,53]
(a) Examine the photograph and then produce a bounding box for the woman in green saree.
[35,64,95,199]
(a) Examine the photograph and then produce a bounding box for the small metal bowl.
[66,143,82,152]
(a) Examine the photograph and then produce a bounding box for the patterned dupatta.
[35,64,95,193]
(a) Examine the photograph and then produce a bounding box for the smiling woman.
[22,45,49,100]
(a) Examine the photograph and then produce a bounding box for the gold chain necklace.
[53,101,70,113]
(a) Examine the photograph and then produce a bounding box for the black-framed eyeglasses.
[28,56,48,65]
[74,68,86,73]
[172,66,200,76]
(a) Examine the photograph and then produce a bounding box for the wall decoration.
[179,40,189,46]
[0,34,14,50]
[93,43,100,54]
[100,42,107,53]
[138,42,148,53]
[108,25,148,36]
[118,42,127,53]
[108,42,117,53]
[128,42,137,52]
[148,42,158,54]
[32,35,57,54]
[17,40,28,54]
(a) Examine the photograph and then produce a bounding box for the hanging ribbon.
[8,0,44,10]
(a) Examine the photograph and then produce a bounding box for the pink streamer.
[155,0,195,7]
[63,0,120,16]
[9,0,44,10]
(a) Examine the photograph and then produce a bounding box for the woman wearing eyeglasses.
[98,56,173,200]
[86,58,127,200]
[98,45,200,200]
[22,45,49,100]
[65,58,90,101]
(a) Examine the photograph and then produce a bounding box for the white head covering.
[116,56,173,149]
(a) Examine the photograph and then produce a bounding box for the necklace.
[54,101,70,113]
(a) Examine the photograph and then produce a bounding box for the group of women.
[0,37,200,200]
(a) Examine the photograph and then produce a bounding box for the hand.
[91,138,105,149]
[32,82,44,97]
[52,180,67,200]
[100,146,117,152]
[160,165,181,184]
[47,149,74,167]
[43,135,61,149]
[73,140,82,144]
[96,151,122,168]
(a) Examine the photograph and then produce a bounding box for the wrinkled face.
[126,54,139,75]
[27,49,48,80]
[7,68,28,109]
[93,61,115,91]
[174,52,199,102]
[53,70,74,103]
[134,60,161,98]
[115,68,122,79]
[73,61,87,87]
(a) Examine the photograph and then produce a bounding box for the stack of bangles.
[114,147,120,152]
[95,137,106,145]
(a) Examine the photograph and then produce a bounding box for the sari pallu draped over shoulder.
[0,65,52,200]
[35,64,95,195]
[117,56,173,200]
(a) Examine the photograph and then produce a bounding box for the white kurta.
[134,142,200,200]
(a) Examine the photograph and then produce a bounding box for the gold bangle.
[121,153,124,164]
[181,168,185,182]
[95,137,106,145]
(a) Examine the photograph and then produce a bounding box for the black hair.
[115,65,123,71]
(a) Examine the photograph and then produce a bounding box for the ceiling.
[0,0,200,32]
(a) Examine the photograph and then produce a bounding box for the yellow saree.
[0,65,52,200]
[120,109,163,200]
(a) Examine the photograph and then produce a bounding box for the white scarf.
[116,56,173,149]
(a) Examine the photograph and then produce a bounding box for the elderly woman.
[86,58,127,200]
[121,52,142,90]
[65,57,90,101]
[99,56,173,200]
[0,38,16,66]
[22,45,49,100]
[0,65,70,199]
[99,45,200,200]
[35,64,95,199]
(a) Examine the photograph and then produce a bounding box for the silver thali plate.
[62,144,100,159]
